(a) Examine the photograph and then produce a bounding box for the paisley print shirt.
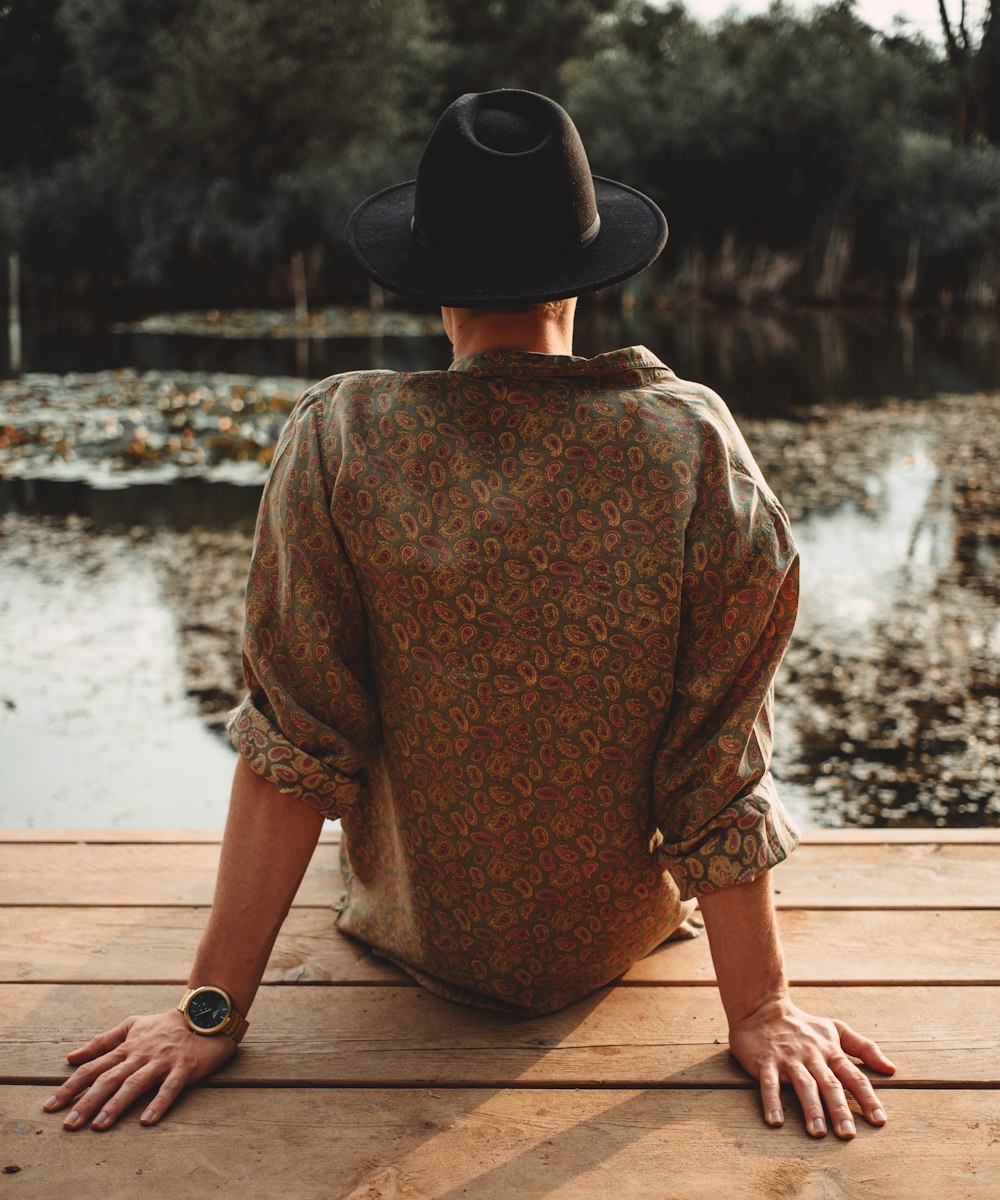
[227,346,801,1014]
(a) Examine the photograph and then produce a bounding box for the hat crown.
[412,90,600,269]
[473,107,541,154]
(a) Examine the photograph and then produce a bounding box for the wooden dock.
[1,827,998,1198]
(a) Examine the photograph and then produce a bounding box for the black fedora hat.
[346,89,667,308]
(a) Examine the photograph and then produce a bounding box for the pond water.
[7,304,1000,413]
[1,305,998,829]
[0,533,236,827]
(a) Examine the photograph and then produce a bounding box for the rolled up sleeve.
[226,391,380,819]
[652,440,801,899]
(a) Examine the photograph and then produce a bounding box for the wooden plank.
[775,844,1000,908]
[799,828,1000,844]
[0,828,339,843]
[4,983,998,1087]
[0,830,232,843]
[0,908,402,985]
[2,826,998,844]
[2,842,999,909]
[623,908,1000,986]
[0,843,341,908]
[1,1086,998,1200]
[2,907,997,986]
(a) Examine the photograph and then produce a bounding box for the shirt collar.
[448,345,671,379]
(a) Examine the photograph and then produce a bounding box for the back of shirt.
[228,345,800,1014]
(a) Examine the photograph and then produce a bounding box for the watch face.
[187,988,231,1032]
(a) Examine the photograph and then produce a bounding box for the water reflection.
[0,520,235,828]
[5,306,1000,415]
[583,306,1000,415]
[795,444,943,647]
[0,476,260,530]
[773,396,999,828]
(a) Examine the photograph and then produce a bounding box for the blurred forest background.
[2,0,1000,317]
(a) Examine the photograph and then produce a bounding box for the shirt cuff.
[655,773,801,901]
[226,693,369,819]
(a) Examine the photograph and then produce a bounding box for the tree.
[148,0,429,185]
[0,0,92,171]
[937,0,1000,142]
[429,0,618,104]
[567,2,913,245]
[3,0,997,307]
[48,0,435,298]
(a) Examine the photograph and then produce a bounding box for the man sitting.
[42,88,895,1140]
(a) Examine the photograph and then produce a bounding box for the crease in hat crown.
[345,87,668,307]
[411,90,601,265]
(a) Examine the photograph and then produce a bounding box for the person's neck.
[442,303,576,360]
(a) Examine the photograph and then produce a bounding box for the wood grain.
[774,843,1000,908]
[3,842,998,908]
[0,828,341,843]
[4,983,997,1087]
[3,826,998,843]
[0,843,340,907]
[2,907,997,986]
[622,907,1000,985]
[0,907,401,985]
[2,1086,998,1200]
[798,828,1000,844]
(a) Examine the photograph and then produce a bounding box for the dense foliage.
[1,0,998,309]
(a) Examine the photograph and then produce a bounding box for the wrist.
[177,984,250,1044]
[725,987,791,1029]
[187,975,254,1019]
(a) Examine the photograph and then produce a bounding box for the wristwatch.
[177,985,249,1044]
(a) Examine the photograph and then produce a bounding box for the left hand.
[42,1009,238,1131]
[727,995,896,1138]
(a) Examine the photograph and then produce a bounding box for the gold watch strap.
[223,1010,249,1044]
[177,987,249,1044]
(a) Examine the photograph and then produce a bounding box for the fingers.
[90,1064,171,1130]
[836,1021,897,1076]
[65,1063,161,1131]
[65,1018,133,1064]
[830,1052,888,1128]
[834,1021,893,1128]
[52,1056,197,1131]
[733,1003,891,1139]
[49,1054,186,1131]
[783,1057,887,1139]
[42,1046,129,1114]
[787,1066,829,1138]
[43,1010,239,1130]
[49,1053,153,1130]
[814,1066,857,1139]
[137,1070,186,1126]
[758,1062,784,1127]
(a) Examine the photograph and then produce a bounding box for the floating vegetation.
[114,306,443,340]
[0,370,307,486]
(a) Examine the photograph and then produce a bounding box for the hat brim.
[345,177,667,308]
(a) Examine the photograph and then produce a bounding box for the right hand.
[728,996,894,1138]
[41,1008,238,1131]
